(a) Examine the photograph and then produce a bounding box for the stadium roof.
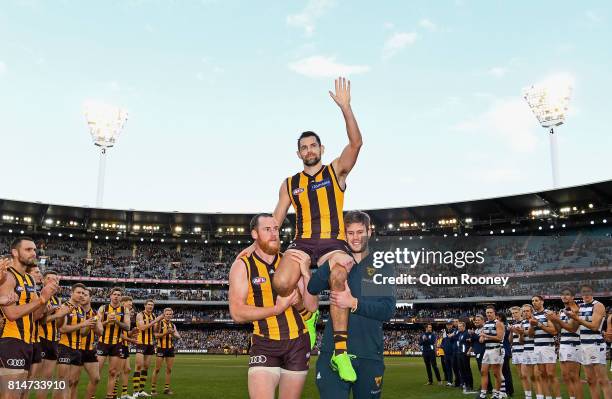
[1,179,611,232]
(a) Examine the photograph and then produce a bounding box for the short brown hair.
[110,287,123,295]
[121,296,133,303]
[344,211,371,230]
[249,213,273,232]
[10,236,34,251]
[72,283,86,292]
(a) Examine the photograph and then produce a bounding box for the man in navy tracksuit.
[455,321,474,393]
[307,211,395,399]
[441,325,455,385]
[448,321,462,388]
[419,325,442,385]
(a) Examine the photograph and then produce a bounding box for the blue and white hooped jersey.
[533,310,555,347]
[578,300,604,345]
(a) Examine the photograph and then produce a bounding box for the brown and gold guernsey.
[242,253,307,340]
[1,267,37,344]
[137,312,156,345]
[39,295,61,342]
[157,320,175,349]
[99,304,126,345]
[287,164,346,240]
[59,304,84,350]
[80,308,96,351]
[122,316,136,346]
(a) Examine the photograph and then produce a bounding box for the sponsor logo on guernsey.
[309,179,331,191]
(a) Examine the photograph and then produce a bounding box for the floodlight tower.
[83,101,128,207]
[523,79,572,188]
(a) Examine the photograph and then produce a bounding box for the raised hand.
[329,77,351,110]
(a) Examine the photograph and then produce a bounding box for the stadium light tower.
[523,75,572,188]
[83,101,128,207]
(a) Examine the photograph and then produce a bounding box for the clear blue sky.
[0,1,610,213]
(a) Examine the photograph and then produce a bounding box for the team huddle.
[0,237,181,399]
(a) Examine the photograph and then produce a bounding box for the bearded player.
[243,77,362,382]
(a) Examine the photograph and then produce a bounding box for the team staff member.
[229,213,316,399]
[455,321,474,393]
[55,283,95,399]
[0,237,58,399]
[308,211,396,399]
[151,308,180,396]
[97,287,131,399]
[419,325,442,386]
[133,299,164,397]
[441,321,455,387]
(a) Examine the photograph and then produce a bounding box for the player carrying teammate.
[271,77,362,382]
[230,213,317,399]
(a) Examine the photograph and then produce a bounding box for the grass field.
[73,355,612,399]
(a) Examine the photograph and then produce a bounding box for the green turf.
[70,355,611,398]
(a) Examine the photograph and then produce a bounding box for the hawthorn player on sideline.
[229,214,317,399]
[151,308,180,396]
[97,287,131,399]
[55,283,96,399]
[78,287,102,399]
[547,288,583,399]
[528,295,561,399]
[477,306,506,399]
[239,76,363,382]
[0,237,58,399]
[33,270,69,399]
[118,296,138,399]
[133,299,163,398]
[567,285,611,399]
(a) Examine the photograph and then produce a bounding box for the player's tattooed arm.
[330,77,362,183]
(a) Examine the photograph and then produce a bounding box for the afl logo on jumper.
[292,187,304,195]
[252,277,267,285]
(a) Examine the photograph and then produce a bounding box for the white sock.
[525,391,532,397]
[545,396,552,399]
[536,395,544,399]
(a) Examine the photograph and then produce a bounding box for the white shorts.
[534,346,557,364]
[511,351,523,365]
[559,345,581,363]
[521,350,536,365]
[482,348,504,365]
[579,344,607,366]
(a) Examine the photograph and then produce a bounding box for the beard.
[259,239,280,255]
[303,154,321,167]
[19,256,37,267]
